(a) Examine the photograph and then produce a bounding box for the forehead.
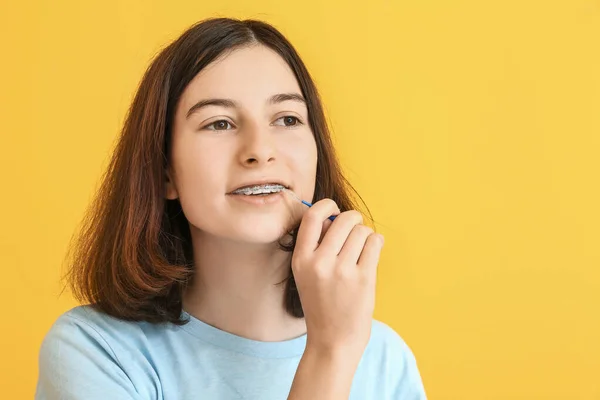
[179,44,302,109]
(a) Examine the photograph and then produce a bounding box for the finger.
[295,199,340,255]
[357,233,384,280]
[318,219,333,244]
[338,224,374,265]
[317,210,363,256]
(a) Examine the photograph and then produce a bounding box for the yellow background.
[1,0,599,398]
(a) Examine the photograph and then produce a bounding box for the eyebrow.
[268,92,306,106]
[185,92,306,120]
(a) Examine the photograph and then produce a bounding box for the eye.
[204,120,234,131]
[273,115,302,127]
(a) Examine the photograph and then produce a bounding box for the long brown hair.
[65,17,371,325]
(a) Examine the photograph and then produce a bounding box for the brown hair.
[64,17,371,325]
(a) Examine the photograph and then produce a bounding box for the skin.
[166,44,384,399]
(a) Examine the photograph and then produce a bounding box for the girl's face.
[167,44,318,244]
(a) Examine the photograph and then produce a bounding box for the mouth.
[229,183,289,196]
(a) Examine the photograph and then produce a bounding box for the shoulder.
[369,319,414,354]
[41,305,146,355]
[360,319,428,399]
[42,305,123,347]
[365,319,420,372]
[38,304,171,369]
[36,305,157,399]
[38,304,145,374]
[49,304,143,332]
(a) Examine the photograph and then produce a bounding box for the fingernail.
[378,234,385,245]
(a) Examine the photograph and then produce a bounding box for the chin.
[232,223,293,245]
[189,209,300,246]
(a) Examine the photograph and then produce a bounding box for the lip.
[227,178,290,194]
[228,191,286,205]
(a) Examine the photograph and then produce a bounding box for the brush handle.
[301,200,337,221]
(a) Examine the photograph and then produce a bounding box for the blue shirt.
[35,305,427,399]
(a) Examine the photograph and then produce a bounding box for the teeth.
[232,184,286,195]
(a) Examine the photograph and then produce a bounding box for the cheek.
[173,140,228,204]
[283,131,317,164]
[281,134,318,193]
[172,143,232,232]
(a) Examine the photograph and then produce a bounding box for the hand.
[292,199,384,356]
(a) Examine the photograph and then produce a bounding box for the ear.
[165,168,179,200]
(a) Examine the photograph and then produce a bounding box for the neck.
[182,229,306,342]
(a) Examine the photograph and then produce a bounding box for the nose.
[238,122,277,168]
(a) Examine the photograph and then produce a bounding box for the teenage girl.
[35,17,427,400]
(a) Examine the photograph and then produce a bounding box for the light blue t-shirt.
[35,305,427,399]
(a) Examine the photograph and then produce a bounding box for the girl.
[36,17,427,399]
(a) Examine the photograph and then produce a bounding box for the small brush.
[283,188,337,221]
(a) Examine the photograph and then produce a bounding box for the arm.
[286,199,385,399]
